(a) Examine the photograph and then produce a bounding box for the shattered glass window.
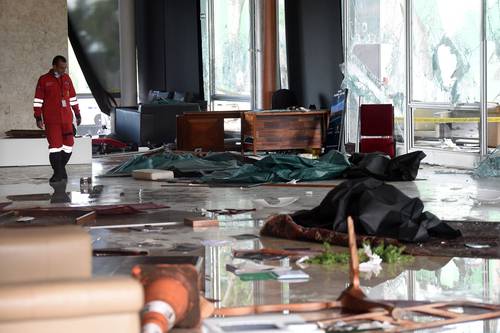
[487,0,500,148]
[411,0,481,104]
[342,0,406,144]
[411,0,482,152]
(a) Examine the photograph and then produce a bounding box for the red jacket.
[33,70,80,124]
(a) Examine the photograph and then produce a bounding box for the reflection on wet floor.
[1,158,500,332]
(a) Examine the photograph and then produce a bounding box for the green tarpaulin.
[103,151,351,183]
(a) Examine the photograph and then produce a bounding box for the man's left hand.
[76,116,82,126]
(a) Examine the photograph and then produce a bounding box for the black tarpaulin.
[292,178,461,243]
[345,151,426,181]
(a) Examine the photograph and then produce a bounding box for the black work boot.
[61,151,72,180]
[49,152,63,183]
[49,181,71,203]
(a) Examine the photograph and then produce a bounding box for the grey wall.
[285,0,344,109]
[0,0,68,133]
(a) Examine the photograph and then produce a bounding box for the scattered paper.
[201,239,233,247]
[252,197,299,208]
[226,261,290,276]
[359,243,382,277]
[16,216,35,222]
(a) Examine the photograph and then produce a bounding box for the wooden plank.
[75,211,97,226]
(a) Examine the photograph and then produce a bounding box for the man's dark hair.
[52,55,67,66]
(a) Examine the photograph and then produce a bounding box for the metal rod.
[262,0,278,109]
[480,0,488,157]
[251,0,262,110]
[341,0,350,144]
[208,0,216,111]
[406,0,414,152]
[408,102,481,111]
[405,0,411,153]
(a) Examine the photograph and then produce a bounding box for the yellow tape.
[394,117,500,123]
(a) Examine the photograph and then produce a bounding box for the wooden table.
[241,110,329,154]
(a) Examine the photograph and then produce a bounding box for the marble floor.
[0,156,499,332]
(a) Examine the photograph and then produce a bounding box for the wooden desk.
[242,110,329,154]
[176,111,243,151]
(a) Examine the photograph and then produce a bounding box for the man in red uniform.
[34,55,81,183]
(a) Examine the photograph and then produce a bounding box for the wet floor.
[0,157,499,332]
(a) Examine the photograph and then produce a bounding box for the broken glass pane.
[474,148,500,177]
[342,0,406,145]
[411,0,481,104]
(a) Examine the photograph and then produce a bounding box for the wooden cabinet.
[242,111,329,154]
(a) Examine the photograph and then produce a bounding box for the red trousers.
[45,122,74,153]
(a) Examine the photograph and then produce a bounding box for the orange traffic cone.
[132,264,201,333]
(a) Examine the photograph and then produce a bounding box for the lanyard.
[54,73,65,98]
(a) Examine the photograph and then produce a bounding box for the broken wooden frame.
[2,203,168,226]
[212,216,500,331]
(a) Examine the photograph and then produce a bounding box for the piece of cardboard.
[184,218,219,228]
[132,169,174,181]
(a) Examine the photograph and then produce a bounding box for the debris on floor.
[226,261,309,281]
[473,147,500,178]
[184,217,219,228]
[6,193,52,201]
[4,129,46,138]
[233,248,319,261]
[0,202,12,210]
[304,242,409,267]
[206,216,500,332]
[261,214,500,258]
[201,239,232,247]
[205,208,256,215]
[132,169,174,181]
[93,248,149,257]
[16,216,35,223]
[252,197,299,208]
[170,243,203,253]
[230,234,260,241]
[3,202,168,217]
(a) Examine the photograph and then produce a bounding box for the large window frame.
[202,0,255,111]
[201,0,287,112]
[406,0,488,166]
[343,0,497,168]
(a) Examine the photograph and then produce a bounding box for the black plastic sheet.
[345,151,426,181]
[292,178,461,243]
